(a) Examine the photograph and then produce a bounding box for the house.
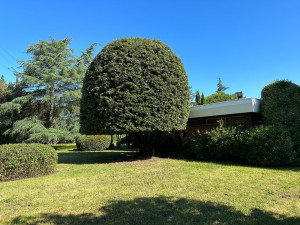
[185,98,262,135]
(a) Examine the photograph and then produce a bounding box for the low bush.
[189,125,296,166]
[0,143,57,182]
[76,135,111,151]
[241,126,295,166]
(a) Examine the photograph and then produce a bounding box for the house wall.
[185,112,262,136]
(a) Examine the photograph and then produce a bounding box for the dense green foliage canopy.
[0,75,6,103]
[205,92,237,104]
[0,38,97,144]
[261,80,300,150]
[188,124,296,166]
[80,37,190,135]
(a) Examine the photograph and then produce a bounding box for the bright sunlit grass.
[0,150,299,225]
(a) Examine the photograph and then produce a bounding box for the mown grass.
[51,143,76,150]
[0,150,299,225]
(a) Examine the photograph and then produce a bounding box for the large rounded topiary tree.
[261,80,300,152]
[80,37,190,157]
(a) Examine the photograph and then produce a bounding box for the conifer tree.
[0,75,6,103]
[195,90,201,105]
[201,92,205,105]
[216,76,229,93]
[0,37,97,144]
[80,37,190,157]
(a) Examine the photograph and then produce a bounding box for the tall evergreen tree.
[200,92,205,105]
[0,37,97,144]
[0,75,7,103]
[80,37,190,157]
[195,90,201,105]
[216,76,229,93]
[189,86,195,103]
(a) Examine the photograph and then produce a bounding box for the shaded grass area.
[52,143,76,150]
[0,150,299,225]
[58,149,138,164]
[9,197,300,225]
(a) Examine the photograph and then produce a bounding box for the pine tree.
[201,92,205,105]
[195,90,201,105]
[0,37,98,144]
[0,75,6,103]
[216,76,229,93]
[189,86,195,102]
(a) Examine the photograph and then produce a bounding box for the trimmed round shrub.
[261,80,300,152]
[0,143,57,182]
[76,135,111,151]
[80,37,190,135]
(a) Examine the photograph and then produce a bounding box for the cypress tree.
[80,37,190,157]
[195,90,201,105]
[261,80,300,151]
[201,92,205,105]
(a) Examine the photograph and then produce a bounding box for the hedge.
[76,135,111,151]
[0,143,57,182]
[261,80,300,152]
[188,125,297,166]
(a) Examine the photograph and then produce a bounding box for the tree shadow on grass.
[57,150,141,164]
[10,196,299,225]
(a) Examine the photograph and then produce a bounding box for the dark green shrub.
[188,132,210,159]
[76,135,111,151]
[261,80,300,153]
[189,124,296,166]
[0,143,57,182]
[189,122,240,161]
[244,126,295,166]
[80,37,190,157]
[205,92,237,104]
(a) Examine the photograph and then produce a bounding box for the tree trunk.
[109,135,114,149]
[49,84,55,128]
[135,132,154,158]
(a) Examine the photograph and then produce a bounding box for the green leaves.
[0,143,57,181]
[189,125,296,166]
[0,38,98,144]
[76,135,111,151]
[80,37,190,135]
[261,80,300,150]
[205,92,237,104]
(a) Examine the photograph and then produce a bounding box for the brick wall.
[185,112,262,136]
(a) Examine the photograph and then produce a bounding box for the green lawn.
[0,150,299,225]
[51,143,77,151]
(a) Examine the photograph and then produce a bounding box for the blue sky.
[0,0,299,98]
